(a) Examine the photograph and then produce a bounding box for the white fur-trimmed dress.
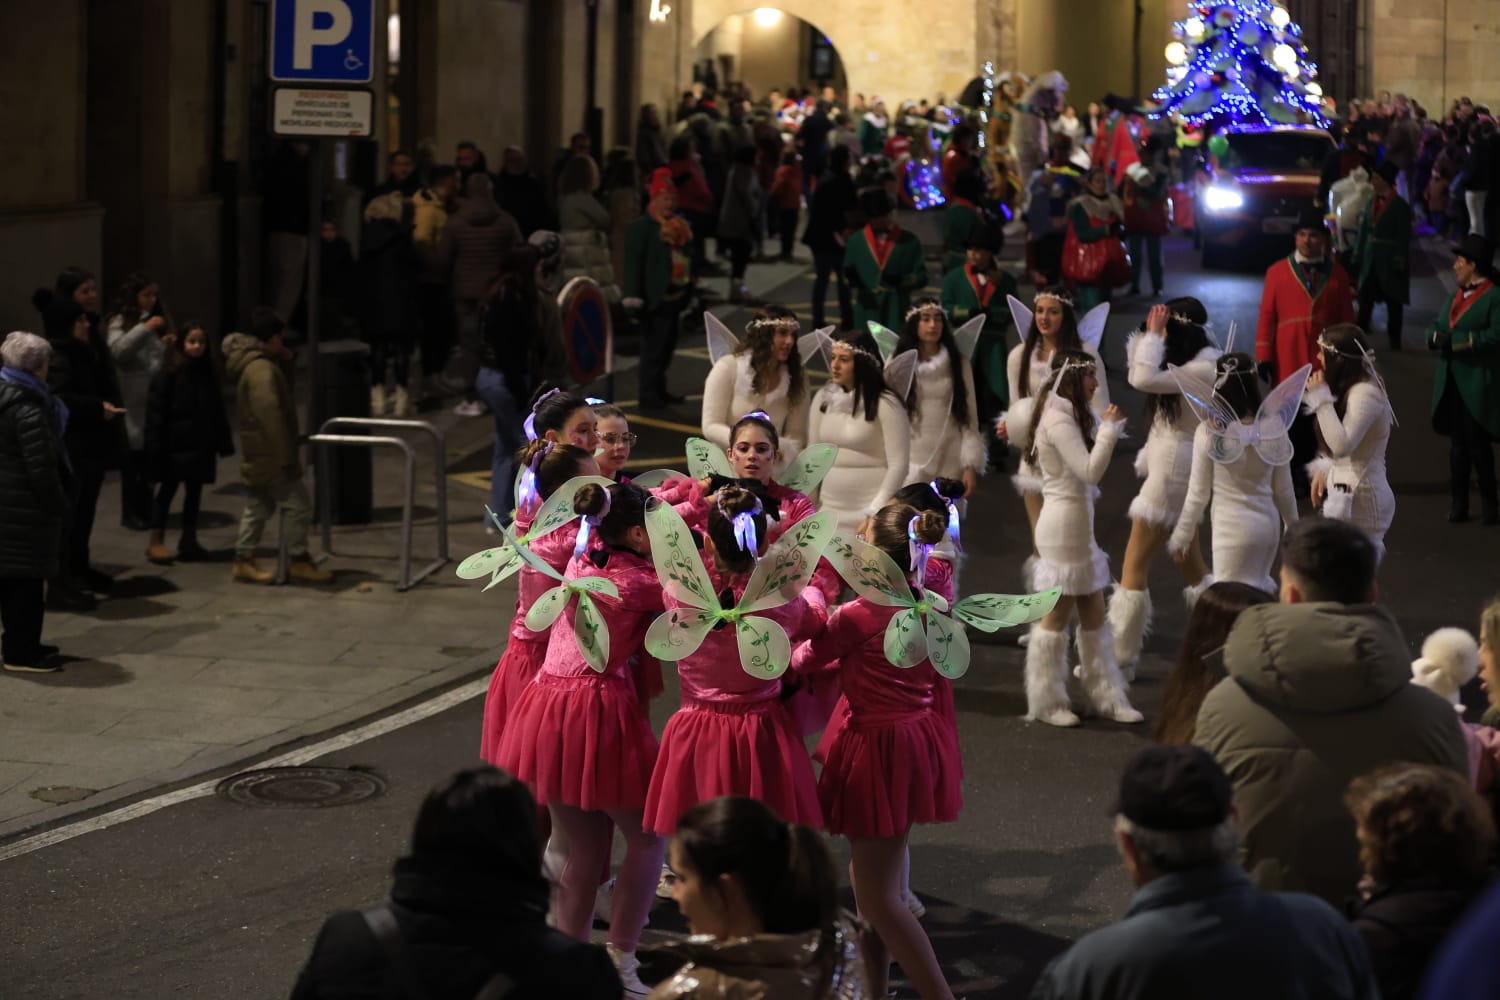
[1303,380,1395,561]
[1169,423,1300,595]
[701,353,809,473]
[1031,393,1125,595]
[1124,331,1220,528]
[807,383,912,535]
[907,352,987,483]
[1003,342,1109,496]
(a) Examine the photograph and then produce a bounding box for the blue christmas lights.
[906,159,946,211]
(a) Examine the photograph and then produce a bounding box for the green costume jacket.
[940,201,980,274]
[624,212,690,309]
[843,226,928,333]
[1428,281,1500,438]
[1350,194,1412,304]
[940,262,1018,407]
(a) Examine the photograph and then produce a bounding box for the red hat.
[648,167,676,199]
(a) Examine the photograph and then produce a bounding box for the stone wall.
[1367,0,1500,109]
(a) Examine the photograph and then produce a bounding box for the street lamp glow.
[753,7,782,27]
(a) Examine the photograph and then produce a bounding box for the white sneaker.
[594,877,615,926]
[453,399,488,417]
[905,891,927,919]
[606,943,650,999]
[655,862,677,900]
[391,384,410,418]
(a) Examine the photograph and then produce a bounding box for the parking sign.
[270,0,374,84]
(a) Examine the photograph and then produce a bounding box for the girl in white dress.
[700,307,814,473]
[994,289,1109,586]
[808,332,913,537]
[895,298,987,495]
[1167,354,1310,595]
[1107,299,1221,672]
[1303,324,1396,563]
[1022,349,1143,728]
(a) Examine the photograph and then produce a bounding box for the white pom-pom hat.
[1410,627,1479,710]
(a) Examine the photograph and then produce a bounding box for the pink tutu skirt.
[644,697,823,836]
[478,634,548,765]
[813,679,958,771]
[496,671,659,811]
[818,707,963,839]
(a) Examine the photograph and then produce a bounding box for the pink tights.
[549,803,663,951]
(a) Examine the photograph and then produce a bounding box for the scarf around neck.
[0,366,68,440]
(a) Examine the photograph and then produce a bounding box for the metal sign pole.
[305,138,324,441]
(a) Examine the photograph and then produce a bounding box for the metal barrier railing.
[308,417,450,591]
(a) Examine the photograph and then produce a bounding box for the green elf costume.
[940,170,986,274]
[1351,160,1413,351]
[940,224,1016,424]
[1427,234,1500,523]
[844,189,928,332]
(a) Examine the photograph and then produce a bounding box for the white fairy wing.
[704,311,741,365]
[952,315,987,360]
[824,533,919,609]
[1006,294,1034,342]
[1168,363,1246,464]
[523,475,616,542]
[1077,302,1111,353]
[884,349,919,401]
[738,512,836,614]
[778,444,838,495]
[812,325,837,369]
[684,436,736,481]
[1251,363,1312,466]
[867,322,900,362]
[644,499,722,613]
[800,327,834,366]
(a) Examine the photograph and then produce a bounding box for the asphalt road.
[1,230,1488,1000]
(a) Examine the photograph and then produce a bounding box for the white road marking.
[0,678,489,863]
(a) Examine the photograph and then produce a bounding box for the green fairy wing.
[777,444,838,496]
[824,533,920,609]
[628,469,682,489]
[684,436,735,481]
[521,475,615,542]
[950,589,1063,632]
[454,539,523,592]
[885,608,929,668]
[924,611,972,679]
[642,500,725,662]
[736,615,793,680]
[571,591,612,672]
[737,512,835,613]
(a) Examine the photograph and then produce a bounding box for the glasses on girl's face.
[600,433,638,447]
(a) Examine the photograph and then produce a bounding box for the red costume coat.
[1255,256,1356,381]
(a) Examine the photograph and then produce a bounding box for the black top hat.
[965,224,1004,254]
[1294,206,1327,234]
[1453,234,1495,274]
[1114,745,1233,831]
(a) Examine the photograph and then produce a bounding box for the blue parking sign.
[270,0,374,84]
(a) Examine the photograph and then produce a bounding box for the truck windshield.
[1220,132,1332,172]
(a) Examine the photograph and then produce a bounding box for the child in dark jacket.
[143,323,234,563]
[769,148,804,261]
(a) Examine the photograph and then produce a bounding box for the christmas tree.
[1153,1,1327,126]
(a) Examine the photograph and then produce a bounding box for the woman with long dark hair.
[807,333,911,537]
[1108,299,1220,673]
[1153,582,1275,745]
[105,271,173,530]
[1305,324,1396,560]
[1022,349,1140,728]
[651,796,868,999]
[896,299,985,496]
[701,306,809,471]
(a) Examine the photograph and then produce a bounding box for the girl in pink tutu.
[495,481,665,995]
[790,505,962,1000]
[642,485,830,838]
[477,441,600,765]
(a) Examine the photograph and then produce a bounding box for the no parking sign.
[558,278,613,386]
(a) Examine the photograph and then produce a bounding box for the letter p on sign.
[294,0,352,69]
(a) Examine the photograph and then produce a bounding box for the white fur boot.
[1018,556,1039,648]
[1183,574,1216,612]
[1107,587,1152,682]
[1077,624,1145,724]
[1024,626,1079,727]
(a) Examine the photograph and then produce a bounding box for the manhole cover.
[30,786,98,805]
[215,766,385,809]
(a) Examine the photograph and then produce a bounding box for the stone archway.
[689,1,985,108]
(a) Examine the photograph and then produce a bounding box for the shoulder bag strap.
[361,906,435,1000]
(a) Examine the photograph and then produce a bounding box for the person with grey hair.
[1030,745,1379,1000]
[0,331,71,672]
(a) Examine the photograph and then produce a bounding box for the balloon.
[1208,133,1229,157]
